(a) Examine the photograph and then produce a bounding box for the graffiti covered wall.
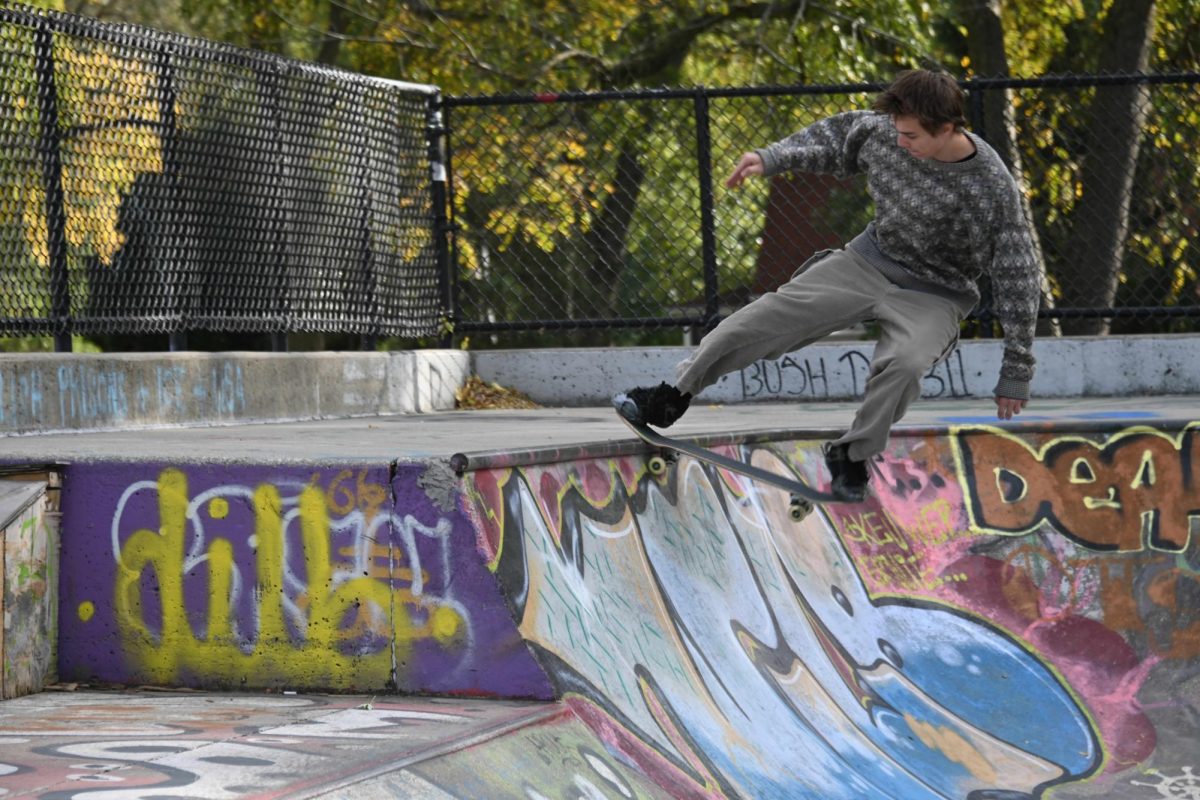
[57,462,551,697]
[2,477,58,699]
[461,422,1200,799]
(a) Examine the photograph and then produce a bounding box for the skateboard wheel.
[789,499,813,521]
[647,455,668,476]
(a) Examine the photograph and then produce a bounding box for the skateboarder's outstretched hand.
[995,395,1027,420]
[726,152,765,188]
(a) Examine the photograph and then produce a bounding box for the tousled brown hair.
[871,70,966,134]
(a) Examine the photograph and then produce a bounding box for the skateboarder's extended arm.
[989,179,1040,417]
[730,110,875,185]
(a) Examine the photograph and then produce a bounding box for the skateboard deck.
[613,397,844,509]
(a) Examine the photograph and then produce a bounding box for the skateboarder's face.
[892,115,955,161]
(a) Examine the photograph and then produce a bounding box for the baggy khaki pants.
[674,248,964,462]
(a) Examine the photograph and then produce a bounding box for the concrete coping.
[449,415,1200,472]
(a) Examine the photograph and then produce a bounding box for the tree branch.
[603,0,943,85]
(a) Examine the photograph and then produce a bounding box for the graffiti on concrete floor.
[0,693,675,799]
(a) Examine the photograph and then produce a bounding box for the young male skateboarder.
[617,69,1040,501]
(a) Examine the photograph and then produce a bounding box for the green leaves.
[35,0,1200,345]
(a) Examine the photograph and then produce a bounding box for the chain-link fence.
[3,1,1197,354]
[0,3,445,350]
[445,73,1200,346]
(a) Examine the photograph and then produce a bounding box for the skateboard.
[613,397,845,520]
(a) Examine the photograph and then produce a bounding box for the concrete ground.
[0,688,557,799]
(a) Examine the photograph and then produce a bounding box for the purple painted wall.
[57,461,551,698]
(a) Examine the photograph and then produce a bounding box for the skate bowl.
[12,409,1198,798]
[450,418,1199,799]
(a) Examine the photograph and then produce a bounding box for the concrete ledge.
[3,334,1194,435]
[471,334,1200,405]
[0,351,469,435]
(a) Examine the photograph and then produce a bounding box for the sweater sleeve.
[990,181,1040,400]
[755,111,876,179]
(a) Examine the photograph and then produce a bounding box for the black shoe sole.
[612,393,642,424]
[831,479,868,503]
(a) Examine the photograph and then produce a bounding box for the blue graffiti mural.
[469,446,1099,799]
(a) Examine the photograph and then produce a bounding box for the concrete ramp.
[457,420,1198,799]
[8,407,1198,798]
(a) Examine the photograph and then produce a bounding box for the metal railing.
[444,73,1200,345]
[0,3,445,351]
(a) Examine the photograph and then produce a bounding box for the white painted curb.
[470,335,1200,406]
[0,351,469,435]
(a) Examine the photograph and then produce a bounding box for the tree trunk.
[317,1,347,66]
[956,0,1059,337]
[1058,0,1156,335]
[957,0,1018,167]
[580,136,646,323]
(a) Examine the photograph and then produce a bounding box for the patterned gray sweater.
[756,110,1040,400]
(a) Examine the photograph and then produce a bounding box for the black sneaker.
[614,382,692,428]
[824,442,870,502]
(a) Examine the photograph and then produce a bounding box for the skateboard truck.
[613,396,842,518]
[643,447,809,520]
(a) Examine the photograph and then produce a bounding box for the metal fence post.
[156,41,188,352]
[33,17,71,352]
[267,60,289,352]
[967,80,987,143]
[965,81,995,337]
[357,84,377,352]
[427,94,454,348]
[694,90,720,333]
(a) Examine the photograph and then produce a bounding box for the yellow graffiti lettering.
[208,497,229,519]
[113,469,461,687]
[912,499,956,547]
[1131,450,1155,489]
[1069,458,1095,485]
[861,549,968,594]
[838,509,910,551]
[431,605,462,642]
